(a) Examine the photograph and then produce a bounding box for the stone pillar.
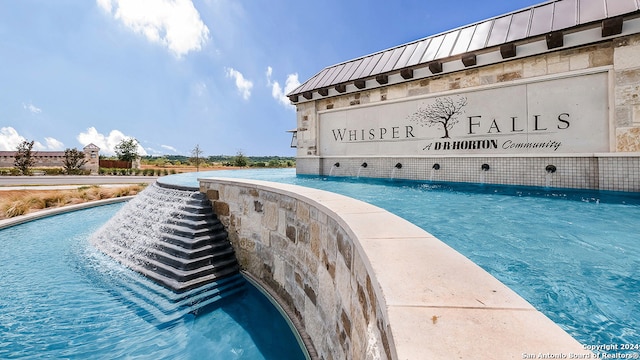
[614,34,640,151]
[82,144,100,174]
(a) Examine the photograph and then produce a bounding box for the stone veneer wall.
[201,179,395,360]
[0,145,100,174]
[295,35,640,192]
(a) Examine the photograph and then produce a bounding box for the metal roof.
[289,0,640,98]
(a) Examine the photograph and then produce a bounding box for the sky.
[0,0,543,157]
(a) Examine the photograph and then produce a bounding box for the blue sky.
[0,0,542,157]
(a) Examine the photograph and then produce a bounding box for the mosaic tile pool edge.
[297,155,640,192]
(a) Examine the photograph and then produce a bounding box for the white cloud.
[97,0,210,58]
[44,137,65,150]
[161,144,178,153]
[193,81,207,97]
[144,147,163,156]
[143,144,178,156]
[0,127,64,151]
[0,127,27,151]
[266,66,300,109]
[22,102,42,114]
[77,127,148,156]
[225,67,253,100]
[96,0,113,12]
[32,142,47,151]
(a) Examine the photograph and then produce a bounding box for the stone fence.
[200,177,590,359]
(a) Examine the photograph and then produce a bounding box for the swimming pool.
[164,168,640,348]
[0,202,307,359]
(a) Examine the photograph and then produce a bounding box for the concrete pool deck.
[200,177,592,359]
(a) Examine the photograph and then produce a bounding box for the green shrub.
[0,168,21,176]
[40,168,64,175]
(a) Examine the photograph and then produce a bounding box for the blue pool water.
[165,168,640,348]
[0,203,306,359]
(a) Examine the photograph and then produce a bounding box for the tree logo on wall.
[407,96,467,138]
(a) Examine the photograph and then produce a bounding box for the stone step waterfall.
[90,181,244,325]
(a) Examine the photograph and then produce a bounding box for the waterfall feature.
[90,182,244,324]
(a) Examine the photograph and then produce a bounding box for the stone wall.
[614,35,640,151]
[294,35,640,191]
[201,178,394,360]
[0,144,100,174]
[295,41,619,157]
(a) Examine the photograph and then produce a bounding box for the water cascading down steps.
[90,181,244,325]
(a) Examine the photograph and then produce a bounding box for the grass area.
[0,184,146,219]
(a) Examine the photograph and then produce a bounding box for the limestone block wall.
[296,101,319,158]
[294,35,640,191]
[0,145,100,174]
[615,35,640,151]
[201,178,394,360]
[82,145,100,174]
[296,41,619,158]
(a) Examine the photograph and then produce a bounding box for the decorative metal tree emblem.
[408,96,467,138]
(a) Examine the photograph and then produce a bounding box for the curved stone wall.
[200,177,590,360]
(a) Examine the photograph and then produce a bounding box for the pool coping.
[200,177,593,359]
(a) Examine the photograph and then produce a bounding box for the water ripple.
[0,200,305,359]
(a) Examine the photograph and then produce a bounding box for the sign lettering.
[318,72,609,155]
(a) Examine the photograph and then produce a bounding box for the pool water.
[0,203,307,359]
[167,169,640,348]
[304,177,640,347]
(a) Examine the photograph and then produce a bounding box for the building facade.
[0,143,100,174]
[288,0,640,192]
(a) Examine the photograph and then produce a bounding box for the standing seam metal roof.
[289,0,640,97]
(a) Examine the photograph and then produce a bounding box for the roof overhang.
[288,0,640,104]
